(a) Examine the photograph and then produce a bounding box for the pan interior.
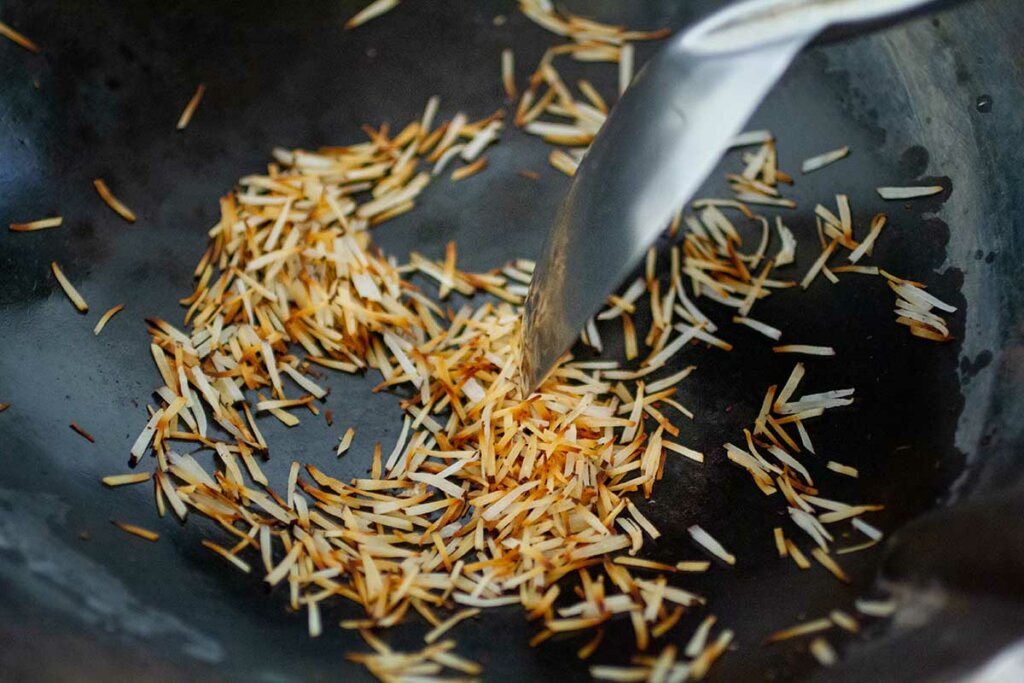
[1,1,1020,681]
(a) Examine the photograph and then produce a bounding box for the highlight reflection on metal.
[520,0,937,392]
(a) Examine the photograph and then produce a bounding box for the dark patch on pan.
[960,349,993,380]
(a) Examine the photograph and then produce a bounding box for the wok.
[1,0,1022,680]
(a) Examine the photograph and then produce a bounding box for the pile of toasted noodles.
[91,1,956,679]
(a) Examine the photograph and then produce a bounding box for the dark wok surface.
[1,1,1022,681]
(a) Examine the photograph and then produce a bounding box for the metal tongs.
[520,0,952,392]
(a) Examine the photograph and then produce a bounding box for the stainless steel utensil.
[520,0,942,391]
